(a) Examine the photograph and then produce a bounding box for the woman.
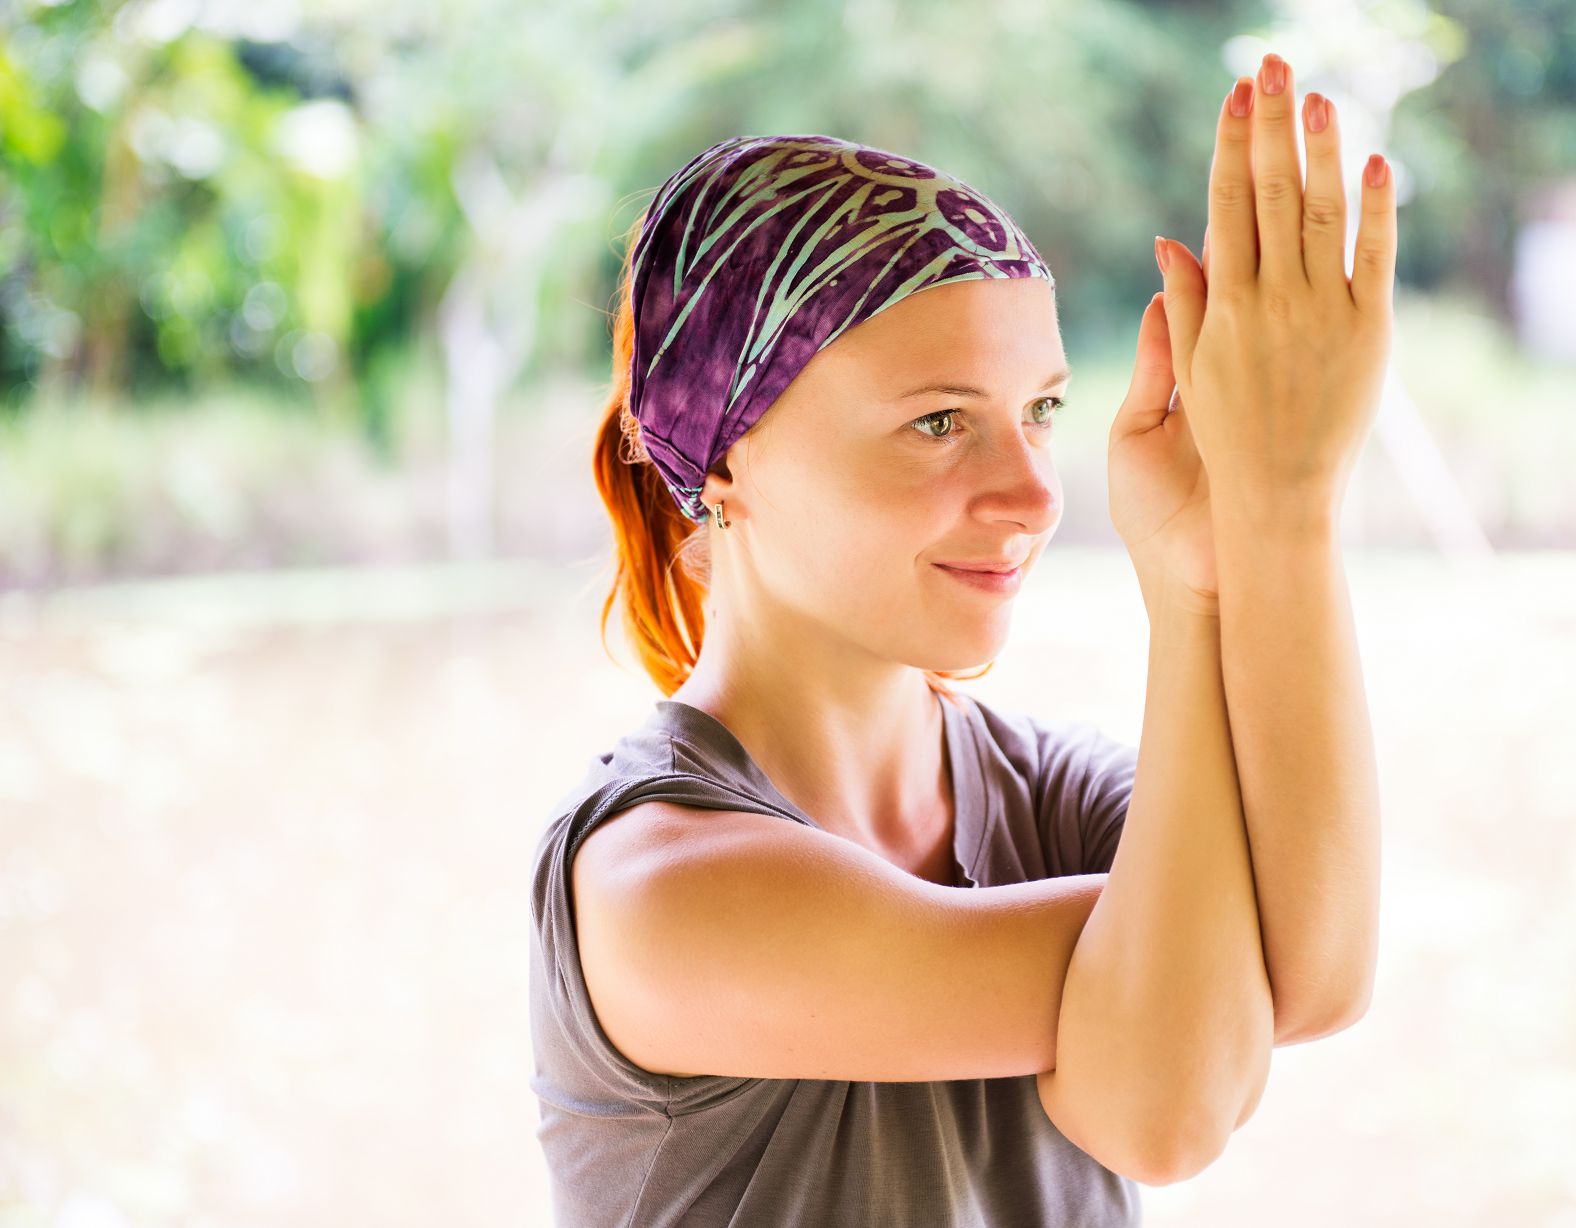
[531,51,1390,1226]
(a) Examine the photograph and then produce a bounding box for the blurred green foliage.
[0,0,467,443]
[0,0,1572,439]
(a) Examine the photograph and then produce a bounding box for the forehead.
[812,277,1062,380]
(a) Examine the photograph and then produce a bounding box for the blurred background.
[1,0,1573,1223]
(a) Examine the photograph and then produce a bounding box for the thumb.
[1112,291,1175,435]
[1155,234,1205,380]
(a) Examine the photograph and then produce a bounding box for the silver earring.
[712,501,730,529]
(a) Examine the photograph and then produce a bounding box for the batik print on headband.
[626,133,1056,524]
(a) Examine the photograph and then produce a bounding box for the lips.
[936,559,1026,574]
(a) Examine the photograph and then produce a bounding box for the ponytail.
[592,214,994,703]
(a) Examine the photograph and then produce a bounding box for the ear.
[699,466,738,522]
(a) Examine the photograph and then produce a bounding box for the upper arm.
[571,800,1107,1084]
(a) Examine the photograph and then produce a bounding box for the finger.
[1351,153,1396,316]
[1155,235,1206,387]
[1201,224,1211,288]
[1210,76,1259,290]
[1114,293,1175,434]
[1251,52,1306,287]
[1300,90,1349,294]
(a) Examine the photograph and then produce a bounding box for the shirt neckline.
[647,689,985,887]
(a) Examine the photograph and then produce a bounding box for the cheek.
[776,485,939,595]
[836,439,943,499]
[833,455,956,544]
[798,440,931,514]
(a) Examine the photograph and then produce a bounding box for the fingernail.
[1154,236,1171,274]
[1229,77,1253,118]
[1262,54,1286,94]
[1306,93,1329,133]
[1364,154,1388,188]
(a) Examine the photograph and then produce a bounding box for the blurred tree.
[1390,0,1576,312]
[1,0,1568,425]
[0,0,464,438]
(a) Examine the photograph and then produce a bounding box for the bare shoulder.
[574,798,710,889]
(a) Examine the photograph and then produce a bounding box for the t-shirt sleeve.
[530,769,772,1115]
[1032,719,1139,876]
[531,776,682,1110]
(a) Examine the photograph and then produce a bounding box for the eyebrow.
[895,369,1072,399]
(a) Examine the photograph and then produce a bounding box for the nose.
[974,433,1060,535]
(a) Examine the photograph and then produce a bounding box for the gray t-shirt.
[529,689,1142,1227]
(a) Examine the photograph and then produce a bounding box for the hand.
[1156,53,1397,527]
[1107,192,1222,602]
[1107,290,1219,605]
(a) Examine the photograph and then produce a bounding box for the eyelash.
[909,397,1068,444]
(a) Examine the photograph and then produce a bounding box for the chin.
[912,625,1013,673]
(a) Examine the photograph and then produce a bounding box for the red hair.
[592,212,995,703]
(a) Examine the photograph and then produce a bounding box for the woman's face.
[704,275,1067,673]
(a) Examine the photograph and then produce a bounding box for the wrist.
[1211,483,1342,543]
[1212,510,1343,557]
[1134,563,1220,621]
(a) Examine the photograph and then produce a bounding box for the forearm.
[1039,572,1273,1179]
[1212,509,1382,1039]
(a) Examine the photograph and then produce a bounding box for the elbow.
[1126,1099,1236,1186]
[1143,1142,1225,1188]
[1042,981,1277,1187]
[1041,1073,1253,1188]
[1336,978,1376,1031]
[1036,1067,1224,1188]
[1139,1029,1275,1185]
[1274,984,1374,1047]
[1315,991,1373,1041]
[1274,952,1379,1046]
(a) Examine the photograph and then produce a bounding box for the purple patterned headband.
[625,133,1055,524]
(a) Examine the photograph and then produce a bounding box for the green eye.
[911,397,1067,443]
[1027,396,1065,425]
[913,410,960,439]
